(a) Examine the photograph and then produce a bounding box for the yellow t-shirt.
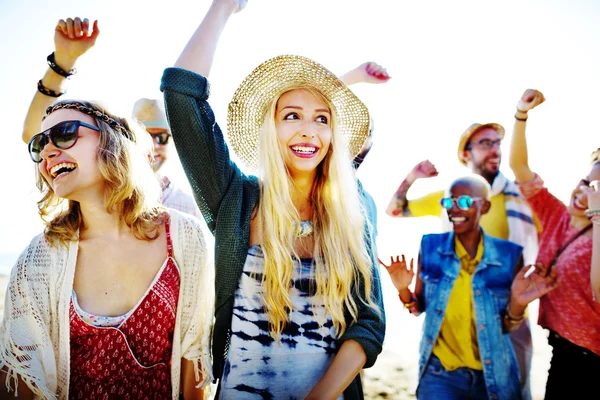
[432,236,484,371]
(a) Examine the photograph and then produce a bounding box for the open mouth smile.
[290,144,319,158]
[49,162,78,181]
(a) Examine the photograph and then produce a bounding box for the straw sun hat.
[227,54,371,171]
[132,98,169,130]
[457,122,505,165]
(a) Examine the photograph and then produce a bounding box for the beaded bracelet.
[37,79,65,97]
[504,303,525,326]
[584,208,600,219]
[47,52,76,78]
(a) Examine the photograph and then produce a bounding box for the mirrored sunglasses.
[28,120,100,163]
[150,132,171,145]
[440,195,483,210]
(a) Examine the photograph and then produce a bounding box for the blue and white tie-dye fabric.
[218,245,343,400]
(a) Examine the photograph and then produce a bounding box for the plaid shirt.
[160,175,201,219]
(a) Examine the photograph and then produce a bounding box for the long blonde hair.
[256,88,379,338]
[36,100,165,246]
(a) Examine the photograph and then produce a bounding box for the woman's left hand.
[511,263,559,307]
[580,182,600,210]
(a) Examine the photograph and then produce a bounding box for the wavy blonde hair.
[256,88,379,338]
[36,100,165,247]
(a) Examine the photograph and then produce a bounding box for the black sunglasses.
[150,132,171,145]
[28,120,99,163]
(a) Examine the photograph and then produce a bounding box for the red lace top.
[518,175,600,356]
[69,219,181,399]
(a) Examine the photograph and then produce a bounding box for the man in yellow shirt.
[385,122,540,400]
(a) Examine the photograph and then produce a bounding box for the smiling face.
[446,179,491,235]
[274,88,333,178]
[569,162,600,216]
[463,127,502,184]
[38,109,103,201]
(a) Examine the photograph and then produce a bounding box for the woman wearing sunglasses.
[510,89,600,399]
[0,100,214,399]
[380,175,558,400]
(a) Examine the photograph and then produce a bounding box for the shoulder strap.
[549,223,592,270]
[165,214,174,258]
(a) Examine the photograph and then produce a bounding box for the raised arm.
[509,89,545,183]
[162,0,256,232]
[385,159,438,217]
[338,61,391,86]
[22,17,99,143]
[581,183,600,302]
[174,0,246,76]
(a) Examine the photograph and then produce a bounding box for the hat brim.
[139,119,170,130]
[227,55,371,171]
[457,122,505,165]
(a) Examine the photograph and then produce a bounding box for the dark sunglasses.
[465,139,502,150]
[440,195,483,210]
[28,120,100,163]
[150,132,171,145]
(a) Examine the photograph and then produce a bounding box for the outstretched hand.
[378,255,415,292]
[517,89,545,113]
[511,264,559,307]
[54,17,100,67]
[409,160,439,182]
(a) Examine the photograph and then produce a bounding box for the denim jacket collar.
[436,230,503,276]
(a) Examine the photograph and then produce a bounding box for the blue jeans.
[417,355,488,400]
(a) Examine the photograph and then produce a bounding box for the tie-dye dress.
[218,245,343,400]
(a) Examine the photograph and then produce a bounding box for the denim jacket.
[417,231,523,400]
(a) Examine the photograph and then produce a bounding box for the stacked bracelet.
[584,208,600,219]
[589,215,600,225]
[515,109,528,122]
[399,293,417,309]
[47,52,76,78]
[504,302,525,326]
[37,79,65,97]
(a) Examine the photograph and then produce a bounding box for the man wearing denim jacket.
[380,175,558,399]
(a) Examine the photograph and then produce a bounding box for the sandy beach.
[0,271,551,399]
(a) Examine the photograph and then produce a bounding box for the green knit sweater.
[161,67,385,399]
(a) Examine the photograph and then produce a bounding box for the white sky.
[1,0,600,264]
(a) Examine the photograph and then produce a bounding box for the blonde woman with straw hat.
[160,1,385,399]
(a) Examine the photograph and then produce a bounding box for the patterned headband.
[45,102,133,141]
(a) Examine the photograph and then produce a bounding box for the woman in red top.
[0,98,212,399]
[509,88,600,399]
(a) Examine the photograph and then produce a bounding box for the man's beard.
[472,160,500,184]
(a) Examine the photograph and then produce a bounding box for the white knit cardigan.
[0,209,214,399]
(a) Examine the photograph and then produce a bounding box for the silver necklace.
[295,220,314,238]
